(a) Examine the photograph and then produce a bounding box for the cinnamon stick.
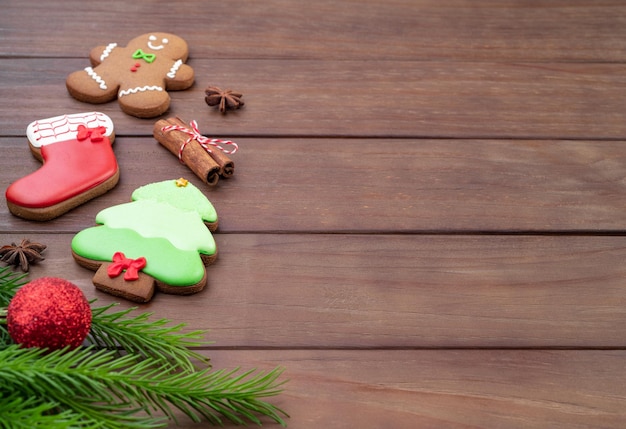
[153,118,220,186]
[208,146,235,178]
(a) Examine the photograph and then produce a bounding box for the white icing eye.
[162,38,169,44]
[149,35,157,41]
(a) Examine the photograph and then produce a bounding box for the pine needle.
[0,393,83,429]
[0,266,27,307]
[88,302,211,371]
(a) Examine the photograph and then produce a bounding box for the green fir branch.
[0,393,82,429]
[88,302,211,371]
[124,365,289,426]
[0,325,8,347]
[0,266,27,347]
[0,346,165,428]
[0,266,27,308]
[0,345,288,428]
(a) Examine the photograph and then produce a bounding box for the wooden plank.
[3,1,626,63]
[172,349,626,428]
[3,137,626,233]
[2,1,624,428]
[1,58,626,139]
[4,232,626,348]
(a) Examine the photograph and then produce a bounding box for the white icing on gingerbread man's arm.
[164,62,194,90]
[99,43,117,62]
[89,43,116,66]
[167,60,183,79]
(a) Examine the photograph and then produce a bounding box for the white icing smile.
[147,35,168,51]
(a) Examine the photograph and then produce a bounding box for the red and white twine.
[161,120,238,163]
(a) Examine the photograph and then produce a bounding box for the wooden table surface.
[3,1,626,427]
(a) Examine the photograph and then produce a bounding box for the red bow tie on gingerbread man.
[66,32,194,118]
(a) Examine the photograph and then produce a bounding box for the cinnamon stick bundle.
[153,117,235,186]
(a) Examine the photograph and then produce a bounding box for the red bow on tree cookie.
[76,125,106,142]
[107,252,147,281]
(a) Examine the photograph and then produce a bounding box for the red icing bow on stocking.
[107,252,147,281]
[76,125,106,142]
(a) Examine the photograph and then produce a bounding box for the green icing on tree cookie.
[131,179,217,223]
[72,227,205,286]
[95,199,215,255]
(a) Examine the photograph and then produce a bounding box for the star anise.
[205,86,244,113]
[0,239,46,272]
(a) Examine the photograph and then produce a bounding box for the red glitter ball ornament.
[7,277,92,350]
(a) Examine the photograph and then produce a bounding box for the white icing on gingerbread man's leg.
[119,86,164,97]
[66,68,119,104]
[85,67,107,90]
[117,86,171,118]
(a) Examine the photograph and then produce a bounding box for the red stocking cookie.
[66,33,194,118]
[5,112,119,221]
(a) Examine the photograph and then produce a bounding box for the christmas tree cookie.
[5,112,119,221]
[71,178,218,302]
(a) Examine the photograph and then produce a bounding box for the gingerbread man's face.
[128,32,189,61]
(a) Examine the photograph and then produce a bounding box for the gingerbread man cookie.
[66,33,194,118]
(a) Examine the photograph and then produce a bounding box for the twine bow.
[76,125,106,142]
[132,49,156,63]
[107,252,147,281]
[161,120,238,164]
